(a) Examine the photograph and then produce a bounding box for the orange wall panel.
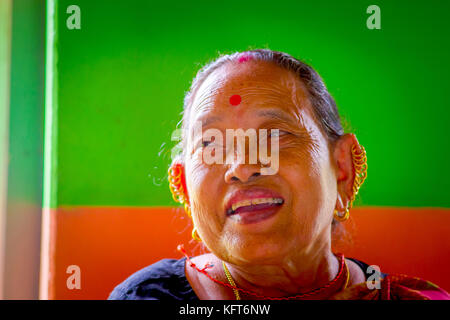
[40,206,450,299]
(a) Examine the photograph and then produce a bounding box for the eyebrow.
[199,115,222,128]
[256,109,296,124]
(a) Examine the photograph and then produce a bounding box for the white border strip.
[39,0,57,300]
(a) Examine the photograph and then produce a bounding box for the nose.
[224,163,262,184]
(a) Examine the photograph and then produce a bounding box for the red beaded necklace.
[178,244,350,300]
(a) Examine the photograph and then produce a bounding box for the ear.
[332,133,361,212]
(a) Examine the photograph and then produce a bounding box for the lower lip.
[227,204,282,224]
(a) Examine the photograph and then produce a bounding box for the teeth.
[231,197,283,211]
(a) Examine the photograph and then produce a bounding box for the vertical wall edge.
[39,0,58,300]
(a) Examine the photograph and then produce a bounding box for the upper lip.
[224,187,285,215]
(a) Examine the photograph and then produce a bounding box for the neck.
[223,244,340,299]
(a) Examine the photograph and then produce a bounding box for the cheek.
[185,156,210,210]
[184,157,225,234]
[279,137,323,189]
[281,153,322,210]
[279,142,332,234]
[185,155,206,195]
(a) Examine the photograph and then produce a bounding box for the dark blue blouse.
[108,257,379,300]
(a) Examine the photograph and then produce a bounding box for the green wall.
[9,0,45,205]
[1,0,45,299]
[48,0,450,208]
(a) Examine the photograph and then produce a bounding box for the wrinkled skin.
[178,60,364,299]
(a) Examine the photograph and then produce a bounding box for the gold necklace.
[222,255,350,300]
[222,261,241,300]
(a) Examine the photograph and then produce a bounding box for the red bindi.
[229,94,242,106]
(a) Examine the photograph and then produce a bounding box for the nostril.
[227,169,261,183]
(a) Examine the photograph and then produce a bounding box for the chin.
[226,238,290,265]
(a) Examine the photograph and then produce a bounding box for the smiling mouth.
[226,197,284,215]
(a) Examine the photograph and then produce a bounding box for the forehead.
[189,60,313,125]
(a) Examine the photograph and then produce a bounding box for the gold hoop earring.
[191,227,202,242]
[168,164,191,217]
[334,208,350,222]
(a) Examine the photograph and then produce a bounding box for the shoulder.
[108,258,197,300]
[385,274,450,300]
[345,257,389,282]
[335,256,450,300]
[338,274,450,300]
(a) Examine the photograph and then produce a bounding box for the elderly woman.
[109,49,449,300]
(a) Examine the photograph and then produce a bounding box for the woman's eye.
[269,130,289,138]
[202,141,212,147]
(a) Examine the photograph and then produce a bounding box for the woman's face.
[183,60,339,265]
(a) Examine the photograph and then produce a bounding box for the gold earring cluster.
[333,144,368,222]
